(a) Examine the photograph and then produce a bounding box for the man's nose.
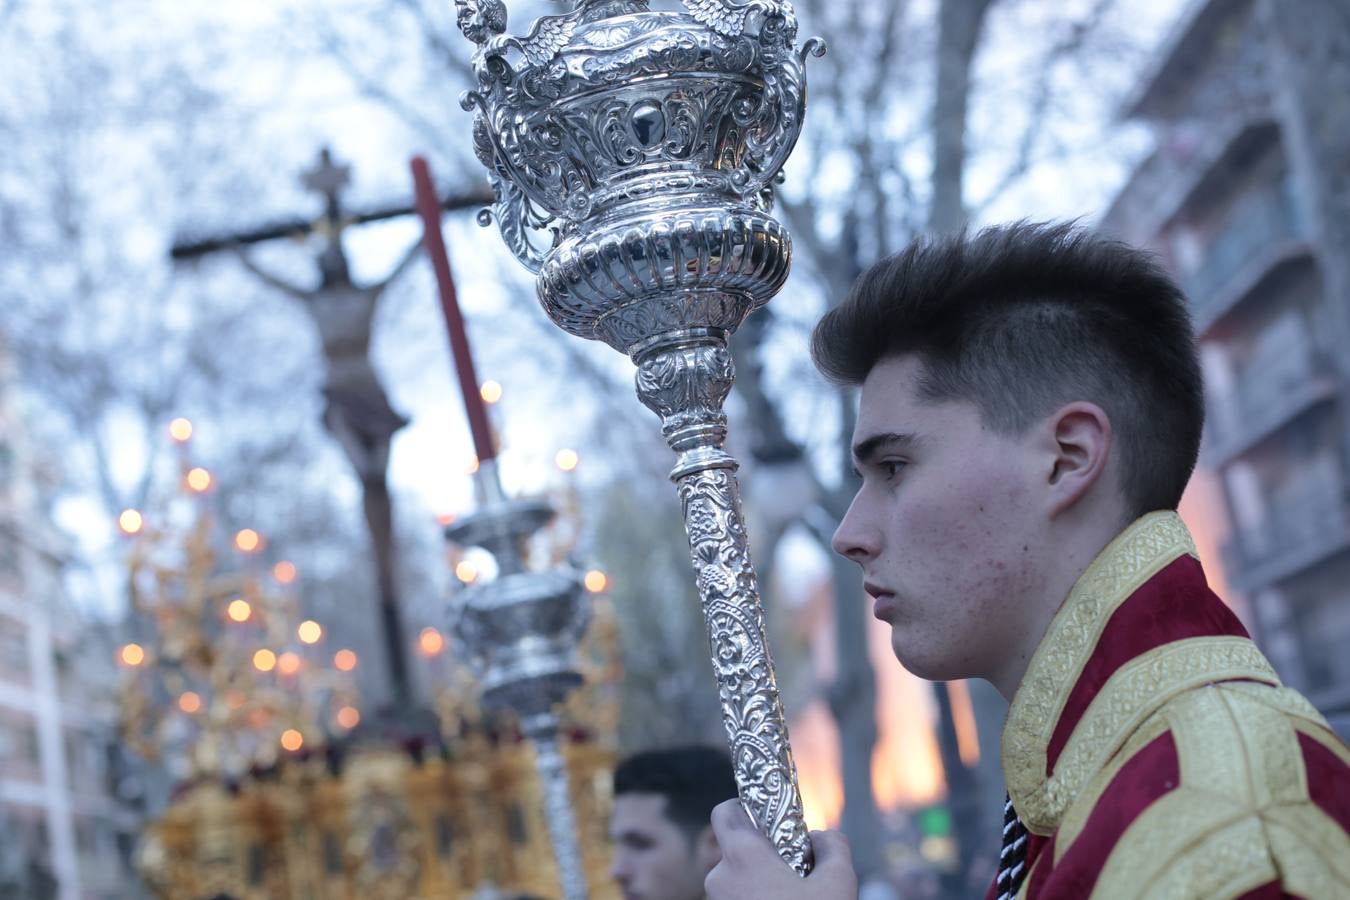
[832,494,879,563]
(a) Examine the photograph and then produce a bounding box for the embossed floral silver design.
[455,0,822,875]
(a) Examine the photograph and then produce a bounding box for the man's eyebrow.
[852,432,920,465]
[611,828,653,842]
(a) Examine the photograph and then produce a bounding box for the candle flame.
[455,561,478,584]
[186,467,212,492]
[555,448,579,472]
[273,561,297,584]
[418,627,445,656]
[297,620,323,644]
[234,528,261,553]
[118,509,144,535]
[119,643,145,666]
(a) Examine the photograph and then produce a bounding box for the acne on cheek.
[903,462,1026,557]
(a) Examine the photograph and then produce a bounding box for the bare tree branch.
[311,16,460,155]
[393,0,475,82]
[971,0,1119,215]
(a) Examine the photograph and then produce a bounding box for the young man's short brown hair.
[614,746,737,839]
[811,222,1204,517]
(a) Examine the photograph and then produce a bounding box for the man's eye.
[882,460,906,480]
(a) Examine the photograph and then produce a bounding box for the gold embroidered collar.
[1000,511,1279,834]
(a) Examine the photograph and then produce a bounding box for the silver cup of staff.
[455,0,824,875]
[447,492,594,900]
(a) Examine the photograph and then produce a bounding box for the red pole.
[410,156,496,463]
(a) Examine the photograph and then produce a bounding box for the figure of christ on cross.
[224,147,425,711]
[171,147,491,730]
[232,150,423,487]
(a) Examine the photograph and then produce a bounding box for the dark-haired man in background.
[610,746,738,900]
[706,223,1350,899]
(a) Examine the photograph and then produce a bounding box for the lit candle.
[410,156,496,464]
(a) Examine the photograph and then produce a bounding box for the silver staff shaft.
[529,725,591,900]
[636,332,811,874]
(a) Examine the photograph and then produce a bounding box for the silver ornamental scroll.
[454,0,824,875]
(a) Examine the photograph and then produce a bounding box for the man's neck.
[987,511,1134,700]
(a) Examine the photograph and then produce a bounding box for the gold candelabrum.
[118,421,621,899]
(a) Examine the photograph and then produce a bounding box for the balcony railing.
[1104,108,1277,239]
[1205,355,1338,465]
[1222,486,1350,592]
[1184,181,1309,325]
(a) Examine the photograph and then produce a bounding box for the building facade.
[0,339,140,899]
[1102,0,1350,737]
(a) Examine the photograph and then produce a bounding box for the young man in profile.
[610,745,738,900]
[705,223,1350,899]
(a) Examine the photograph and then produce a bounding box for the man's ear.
[694,823,723,870]
[1041,401,1112,517]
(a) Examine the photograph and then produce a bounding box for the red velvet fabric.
[1032,732,1179,897]
[1298,731,1350,835]
[981,735,1178,899]
[1233,884,1298,899]
[1021,833,1054,897]
[1047,556,1255,771]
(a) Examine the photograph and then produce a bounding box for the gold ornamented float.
[118,422,621,900]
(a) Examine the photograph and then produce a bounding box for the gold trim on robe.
[995,511,1350,899]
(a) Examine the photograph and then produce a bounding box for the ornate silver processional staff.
[453,0,824,875]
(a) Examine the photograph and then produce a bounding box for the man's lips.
[865,582,898,621]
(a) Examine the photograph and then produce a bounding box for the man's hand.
[705,799,859,900]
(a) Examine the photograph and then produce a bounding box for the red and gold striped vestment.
[987,512,1350,899]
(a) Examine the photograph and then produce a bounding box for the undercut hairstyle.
[811,222,1204,516]
[613,746,738,839]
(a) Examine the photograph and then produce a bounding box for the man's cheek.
[896,496,957,545]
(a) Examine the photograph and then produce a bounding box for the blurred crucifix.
[234,149,419,488]
[233,148,419,708]
[172,147,489,715]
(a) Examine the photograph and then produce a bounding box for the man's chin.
[891,637,960,683]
